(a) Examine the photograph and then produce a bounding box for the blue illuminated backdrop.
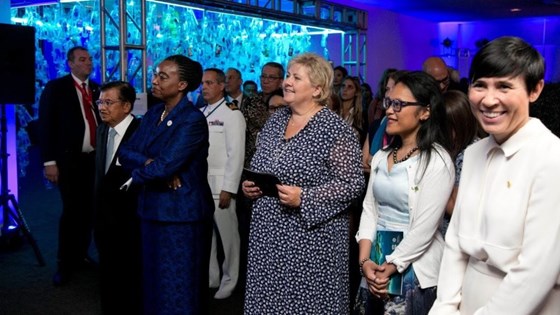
[10,0,341,179]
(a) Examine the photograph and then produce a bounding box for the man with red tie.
[39,46,101,286]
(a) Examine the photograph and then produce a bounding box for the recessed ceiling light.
[510,8,522,12]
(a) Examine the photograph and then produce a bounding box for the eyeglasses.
[95,99,122,107]
[382,97,426,112]
[260,75,282,81]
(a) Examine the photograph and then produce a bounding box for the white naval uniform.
[203,97,246,298]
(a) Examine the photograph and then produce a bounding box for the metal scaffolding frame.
[342,29,367,81]
[186,0,367,31]
[100,0,147,92]
[99,0,367,90]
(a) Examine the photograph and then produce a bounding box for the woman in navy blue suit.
[119,55,214,315]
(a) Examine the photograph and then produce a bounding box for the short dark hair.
[265,88,284,106]
[334,65,348,78]
[163,55,203,93]
[67,46,88,62]
[469,36,545,94]
[243,80,257,89]
[262,62,285,79]
[226,67,242,80]
[100,80,136,111]
[204,68,226,83]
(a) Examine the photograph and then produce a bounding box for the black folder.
[243,168,281,197]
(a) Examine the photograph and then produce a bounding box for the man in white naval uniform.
[200,68,246,299]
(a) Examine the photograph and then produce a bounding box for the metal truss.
[100,0,147,92]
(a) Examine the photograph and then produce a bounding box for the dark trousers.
[95,214,142,315]
[56,151,95,267]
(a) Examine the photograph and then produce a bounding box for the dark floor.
[0,145,244,315]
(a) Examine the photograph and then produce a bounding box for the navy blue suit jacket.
[119,96,214,222]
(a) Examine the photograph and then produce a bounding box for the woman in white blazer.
[356,71,454,314]
[430,37,560,315]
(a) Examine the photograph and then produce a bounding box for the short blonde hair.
[287,53,333,105]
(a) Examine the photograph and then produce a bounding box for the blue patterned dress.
[244,107,365,314]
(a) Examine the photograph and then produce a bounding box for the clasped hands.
[167,174,232,209]
[242,180,302,207]
[362,260,398,300]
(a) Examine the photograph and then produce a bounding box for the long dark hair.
[443,90,485,160]
[386,71,449,177]
[443,90,483,160]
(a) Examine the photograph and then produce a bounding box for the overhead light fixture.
[510,8,522,12]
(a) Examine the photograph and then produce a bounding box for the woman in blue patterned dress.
[242,53,365,314]
[355,71,454,315]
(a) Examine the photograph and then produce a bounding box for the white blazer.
[356,143,454,288]
[430,119,560,315]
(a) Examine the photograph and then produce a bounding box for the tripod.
[1,104,45,266]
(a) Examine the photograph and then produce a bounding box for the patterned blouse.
[244,106,365,314]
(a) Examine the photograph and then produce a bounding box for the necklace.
[289,105,320,126]
[159,108,168,123]
[393,146,419,164]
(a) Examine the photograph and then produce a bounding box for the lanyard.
[203,99,226,118]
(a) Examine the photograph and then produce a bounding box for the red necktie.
[76,81,97,147]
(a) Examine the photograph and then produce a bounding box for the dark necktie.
[78,82,97,147]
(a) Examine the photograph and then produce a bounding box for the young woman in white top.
[356,71,454,314]
[430,37,560,315]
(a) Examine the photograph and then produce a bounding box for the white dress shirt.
[107,114,134,167]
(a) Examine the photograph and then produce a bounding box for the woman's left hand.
[277,185,302,207]
[369,262,397,295]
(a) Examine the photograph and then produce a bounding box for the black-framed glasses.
[260,75,282,81]
[95,99,122,107]
[382,97,426,112]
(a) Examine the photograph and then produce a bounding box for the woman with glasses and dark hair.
[119,54,214,315]
[355,71,454,314]
[430,37,560,315]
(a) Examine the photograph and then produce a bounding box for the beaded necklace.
[159,109,168,123]
[392,146,419,164]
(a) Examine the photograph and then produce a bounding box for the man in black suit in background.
[38,46,100,286]
[93,81,142,314]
